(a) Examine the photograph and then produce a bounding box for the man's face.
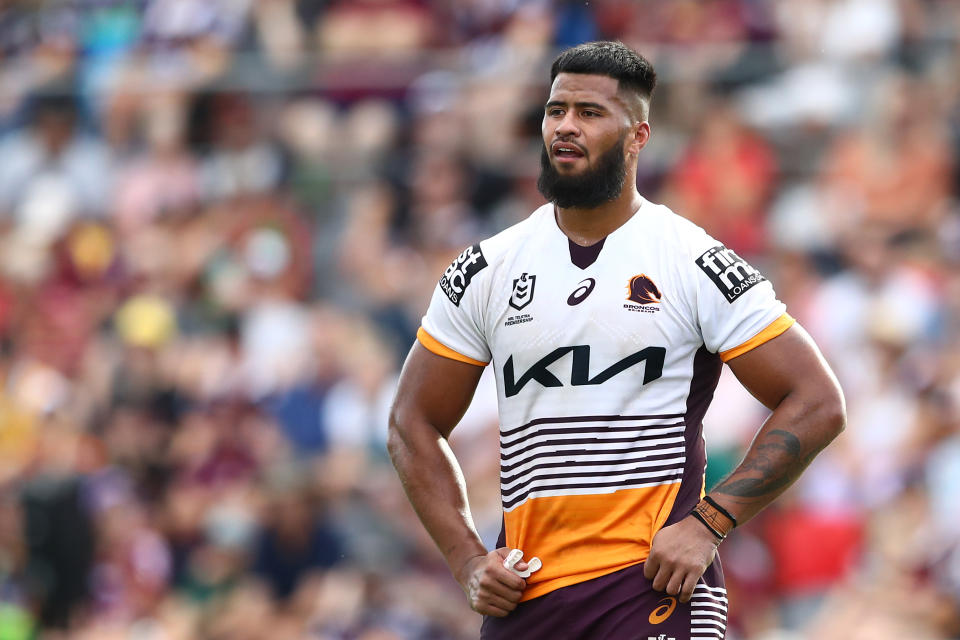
[537,73,638,209]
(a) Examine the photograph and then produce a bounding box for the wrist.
[689,496,737,542]
[452,551,486,586]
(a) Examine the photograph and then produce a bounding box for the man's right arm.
[387,342,527,617]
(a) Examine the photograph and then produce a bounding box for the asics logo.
[648,597,677,624]
[567,278,596,305]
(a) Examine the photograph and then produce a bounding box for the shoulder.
[478,203,552,261]
[437,204,550,307]
[636,199,770,302]
[637,198,718,258]
[454,204,551,275]
[643,201,778,309]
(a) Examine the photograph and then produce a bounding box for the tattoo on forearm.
[714,429,819,499]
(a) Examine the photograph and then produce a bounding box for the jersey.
[419,199,793,601]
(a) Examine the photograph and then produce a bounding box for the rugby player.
[388,41,845,639]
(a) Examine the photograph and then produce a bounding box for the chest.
[484,251,699,395]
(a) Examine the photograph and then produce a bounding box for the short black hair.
[550,41,656,114]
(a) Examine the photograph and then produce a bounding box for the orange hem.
[416,327,488,367]
[720,313,795,362]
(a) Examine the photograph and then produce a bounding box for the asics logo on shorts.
[648,596,677,624]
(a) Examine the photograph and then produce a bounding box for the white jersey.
[418,199,792,600]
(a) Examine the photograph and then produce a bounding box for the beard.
[537,134,628,209]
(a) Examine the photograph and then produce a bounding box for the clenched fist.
[643,516,720,602]
[456,548,529,617]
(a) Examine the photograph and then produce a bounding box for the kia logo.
[567,278,596,305]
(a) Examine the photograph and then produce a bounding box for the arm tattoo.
[713,429,819,499]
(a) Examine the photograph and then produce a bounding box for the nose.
[555,111,580,138]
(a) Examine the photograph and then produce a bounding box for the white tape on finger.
[503,549,542,578]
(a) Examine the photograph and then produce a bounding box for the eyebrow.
[544,100,610,112]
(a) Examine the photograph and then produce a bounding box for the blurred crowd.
[0,0,959,638]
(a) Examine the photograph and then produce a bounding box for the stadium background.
[0,0,958,638]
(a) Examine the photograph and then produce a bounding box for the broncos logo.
[627,274,662,304]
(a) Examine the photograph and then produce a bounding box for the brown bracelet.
[691,497,736,540]
[690,508,725,541]
[703,495,738,528]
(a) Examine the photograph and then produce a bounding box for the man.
[388,41,845,639]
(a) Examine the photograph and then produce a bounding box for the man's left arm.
[644,323,846,602]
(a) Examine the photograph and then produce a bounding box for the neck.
[554,184,643,246]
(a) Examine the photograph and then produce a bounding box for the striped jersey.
[418,198,793,601]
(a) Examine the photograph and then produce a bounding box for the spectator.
[661,98,778,256]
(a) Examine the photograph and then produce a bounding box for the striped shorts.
[481,558,727,640]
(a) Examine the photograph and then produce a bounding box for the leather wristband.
[703,495,738,528]
[691,497,736,541]
[690,508,725,541]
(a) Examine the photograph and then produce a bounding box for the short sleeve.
[419,244,491,366]
[691,243,794,361]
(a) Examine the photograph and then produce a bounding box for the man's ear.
[628,121,651,156]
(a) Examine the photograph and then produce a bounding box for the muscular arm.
[388,343,527,616]
[645,323,845,601]
[711,323,846,523]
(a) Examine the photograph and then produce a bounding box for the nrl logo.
[509,273,536,310]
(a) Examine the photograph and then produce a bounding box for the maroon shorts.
[480,558,727,640]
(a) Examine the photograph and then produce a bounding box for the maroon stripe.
[665,345,722,527]
[502,464,685,504]
[502,461,684,492]
[500,449,683,484]
[500,413,685,438]
[500,421,684,446]
[502,471,684,509]
[501,430,685,462]
[500,439,685,473]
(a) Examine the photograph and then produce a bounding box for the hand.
[456,547,528,617]
[643,515,720,603]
